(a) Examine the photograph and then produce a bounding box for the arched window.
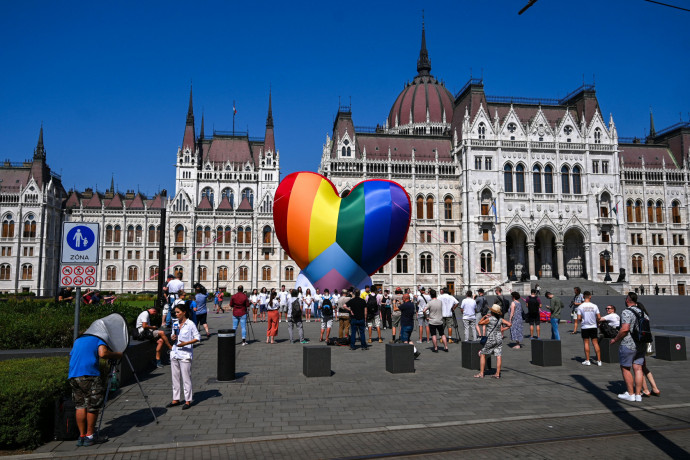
[653,255,665,274]
[198,265,207,281]
[341,146,346,156]
[216,226,224,244]
[634,200,643,222]
[106,266,117,281]
[221,188,234,208]
[241,188,254,208]
[626,200,634,222]
[112,225,120,243]
[444,196,453,219]
[655,200,663,223]
[224,226,232,243]
[561,165,570,194]
[600,252,613,273]
[149,265,159,280]
[148,225,158,244]
[0,263,11,280]
[196,226,203,244]
[218,266,228,281]
[2,214,15,238]
[647,200,654,223]
[599,192,611,217]
[672,200,682,224]
[174,225,184,243]
[594,128,602,144]
[674,255,687,274]
[262,266,271,281]
[533,165,542,193]
[285,266,295,281]
[426,196,434,219]
[572,166,582,194]
[237,226,244,244]
[504,164,513,192]
[135,225,142,243]
[263,226,271,244]
[443,253,456,273]
[106,225,113,243]
[416,196,424,220]
[480,252,493,273]
[396,253,408,274]
[478,122,486,140]
[23,215,36,238]
[238,266,248,281]
[632,255,643,274]
[201,187,215,207]
[420,253,432,274]
[480,189,492,216]
[127,225,135,243]
[244,226,251,244]
[204,226,211,244]
[515,164,525,193]
[174,266,183,278]
[544,165,554,194]
[128,265,138,281]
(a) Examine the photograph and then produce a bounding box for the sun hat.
[490,304,503,315]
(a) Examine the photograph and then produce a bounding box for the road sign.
[60,264,98,287]
[61,222,100,264]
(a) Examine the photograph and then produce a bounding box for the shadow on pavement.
[572,374,689,457]
[103,407,167,438]
[193,389,223,404]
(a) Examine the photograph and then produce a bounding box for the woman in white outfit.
[167,302,200,410]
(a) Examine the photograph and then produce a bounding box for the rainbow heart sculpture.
[273,172,411,291]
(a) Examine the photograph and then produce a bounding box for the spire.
[266,87,274,128]
[187,84,194,124]
[649,107,656,138]
[182,85,196,150]
[264,89,275,154]
[200,110,204,139]
[34,124,46,159]
[416,14,431,76]
[110,175,115,193]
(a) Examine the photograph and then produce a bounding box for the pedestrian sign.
[61,222,100,264]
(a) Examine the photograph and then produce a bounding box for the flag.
[233,104,237,115]
[490,200,498,223]
[612,201,619,216]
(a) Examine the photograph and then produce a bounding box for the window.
[544,165,553,193]
[174,225,184,243]
[149,266,159,279]
[602,161,609,174]
[561,165,570,194]
[674,255,687,274]
[426,196,434,219]
[396,254,408,274]
[594,128,602,144]
[107,266,117,281]
[480,252,492,273]
[127,225,135,243]
[23,215,36,238]
[485,157,492,170]
[632,255,643,274]
[225,226,232,243]
[672,201,681,224]
[478,122,486,139]
[128,266,138,281]
[148,225,159,243]
[656,200,663,223]
[599,253,613,273]
[419,230,431,243]
[204,226,212,244]
[504,164,513,192]
[262,266,271,281]
[285,266,294,281]
[592,161,599,174]
[0,264,10,280]
[653,255,665,274]
[443,231,455,243]
[508,123,517,133]
[241,188,254,209]
[626,200,634,222]
[114,225,121,243]
[127,250,133,259]
[23,247,34,257]
[564,125,573,135]
[238,266,248,281]
[444,196,453,219]
[481,203,489,216]
[420,254,432,273]
[218,266,228,281]
[475,157,482,170]
[135,225,142,243]
[245,227,251,244]
[416,196,424,220]
[135,250,140,259]
[263,226,271,244]
[105,250,111,259]
[201,187,215,207]
[482,229,489,241]
[237,226,244,244]
[533,165,542,193]
[2,215,15,238]
[106,225,113,243]
[113,250,119,259]
[635,200,643,222]
[572,166,582,194]
[221,188,234,208]
[515,164,525,193]
[444,254,456,273]
[647,200,654,223]
[216,226,224,244]
[174,266,183,278]
[601,230,610,243]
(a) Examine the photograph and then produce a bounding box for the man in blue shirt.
[68,335,122,446]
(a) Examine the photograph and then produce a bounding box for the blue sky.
[1,0,688,197]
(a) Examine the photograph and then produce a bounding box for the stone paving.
[20,309,690,459]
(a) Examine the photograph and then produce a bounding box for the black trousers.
[382,308,392,329]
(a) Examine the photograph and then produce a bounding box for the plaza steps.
[527,278,626,297]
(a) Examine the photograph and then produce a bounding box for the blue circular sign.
[66,226,95,251]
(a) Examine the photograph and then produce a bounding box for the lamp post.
[603,249,612,283]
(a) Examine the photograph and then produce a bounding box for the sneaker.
[241,341,248,346]
[618,392,635,401]
[581,360,591,366]
[414,351,421,359]
[82,436,95,447]
[635,394,642,402]
[597,361,602,366]
[156,360,163,368]
[300,340,309,344]
[367,339,372,343]
[432,348,438,353]
[378,338,383,343]
[76,436,85,447]
[416,340,423,343]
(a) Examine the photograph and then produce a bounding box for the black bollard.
[217,329,236,381]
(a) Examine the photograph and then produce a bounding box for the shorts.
[429,323,445,336]
[480,343,503,357]
[581,327,598,339]
[619,344,645,367]
[417,317,428,327]
[367,316,381,328]
[252,304,259,311]
[137,328,154,341]
[259,304,267,313]
[528,314,540,325]
[442,317,455,329]
[197,313,208,325]
[69,375,105,413]
[392,315,401,328]
[321,318,333,329]
[280,304,288,313]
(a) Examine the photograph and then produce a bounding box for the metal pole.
[157,190,167,308]
[73,286,81,343]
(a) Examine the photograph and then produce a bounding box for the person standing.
[525,289,542,339]
[287,289,308,344]
[278,285,289,322]
[494,287,509,317]
[381,289,392,330]
[610,292,648,401]
[475,289,489,335]
[345,290,368,350]
[258,287,268,323]
[390,287,403,343]
[398,294,421,358]
[509,292,524,349]
[336,289,351,339]
[438,288,459,343]
[474,305,511,379]
[416,287,431,343]
[250,288,260,324]
[230,285,250,346]
[303,288,313,322]
[194,285,210,339]
[423,289,448,352]
[545,291,563,340]
[313,288,323,323]
[68,333,123,446]
[165,273,184,328]
[575,291,602,366]
[167,302,200,410]
[569,287,584,332]
[319,289,334,342]
[366,290,382,343]
[460,291,478,342]
[266,290,280,344]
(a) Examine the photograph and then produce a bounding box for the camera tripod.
[97,353,158,439]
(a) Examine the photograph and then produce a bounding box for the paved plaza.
[16,308,690,459]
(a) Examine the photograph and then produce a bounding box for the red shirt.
[230,292,249,317]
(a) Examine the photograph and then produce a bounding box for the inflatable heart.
[273,172,411,291]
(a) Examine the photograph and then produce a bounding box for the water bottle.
[173,319,180,337]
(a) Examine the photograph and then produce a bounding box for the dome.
[387,26,453,133]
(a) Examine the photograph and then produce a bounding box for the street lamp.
[603,249,612,283]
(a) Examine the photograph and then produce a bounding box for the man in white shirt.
[598,305,621,338]
[438,288,459,343]
[460,290,478,342]
[416,287,431,343]
[136,307,172,368]
[164,273,184,328]
[278,285,289,322]
[575,291,602,366]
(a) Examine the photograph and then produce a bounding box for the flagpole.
[233,100,235,135]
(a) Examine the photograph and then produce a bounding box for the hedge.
[0,357,71,449]
[0,300,157,350]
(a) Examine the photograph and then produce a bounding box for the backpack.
[366,294,378,319]
[476,296,489,316]
[628,307,652,343]
[291,299,302,322]
[322,297,333,317]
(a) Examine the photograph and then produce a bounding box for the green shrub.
[0,357,70,449]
